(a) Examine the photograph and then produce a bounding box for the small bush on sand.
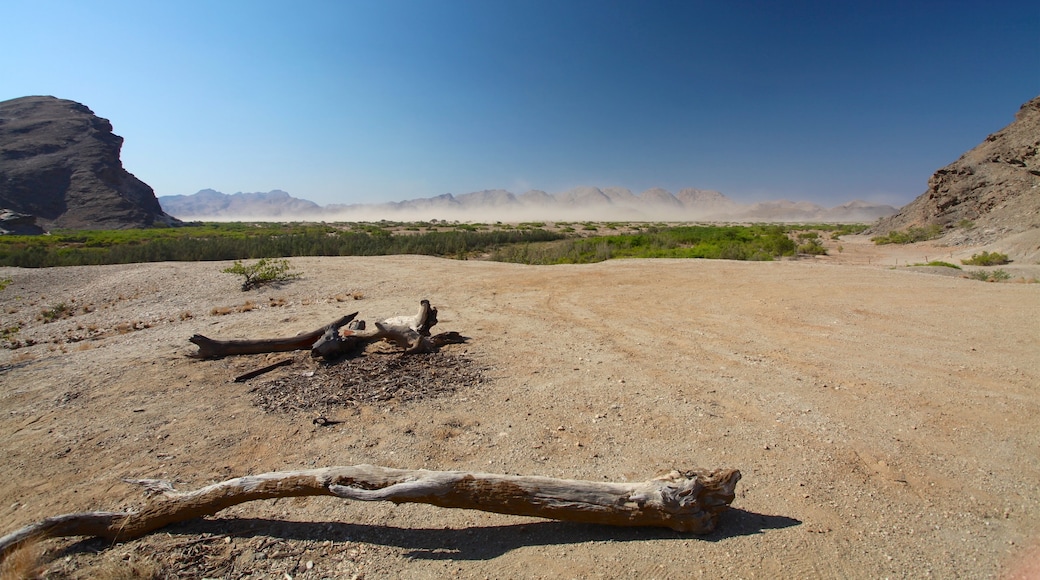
[222,258,301,291]
[967,269,1011,282]
[961,251,1010,266]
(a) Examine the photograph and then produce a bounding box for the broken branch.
[189,313,357,359]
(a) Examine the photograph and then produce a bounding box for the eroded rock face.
[0,96,179,231]
[0,209,45,235]
[870,95,1040,244]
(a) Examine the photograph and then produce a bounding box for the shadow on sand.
[66,508,800,561]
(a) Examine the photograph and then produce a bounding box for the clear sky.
[3,1,1037,207]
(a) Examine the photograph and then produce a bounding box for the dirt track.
[1,237,1038,578]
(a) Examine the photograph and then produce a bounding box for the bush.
[39,302,73,323]
[223,258,302,291]
[871,224,943,245]
[961,251,1010,266]
[797,239,827,255]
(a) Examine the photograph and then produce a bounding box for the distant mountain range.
[159,187,898,223]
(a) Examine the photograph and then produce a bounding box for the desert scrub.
[490,225,797,264]
[967,269,1011,282]
[222,258,302,290]
[797,238,827,256]
[961,251,1010,266]
[871,224,943,245]
[39,302,73,322]
[0,277,10,291]
[2,324,20,347]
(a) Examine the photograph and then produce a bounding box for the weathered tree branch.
[189,313,358,358]
[189,301,452,360]
[0,465,741,558]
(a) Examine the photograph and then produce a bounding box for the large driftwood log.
[0,465,741,558]
[189,300,455,359]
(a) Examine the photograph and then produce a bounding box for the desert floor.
[1,235,1038,579]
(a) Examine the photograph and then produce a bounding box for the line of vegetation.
[0,223,567,267]
[910,261,961,269]
[0,222,868,268]
[871,224,943,245]
[489,225,800,264]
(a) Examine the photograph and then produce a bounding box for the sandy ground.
[1,236,1038,579]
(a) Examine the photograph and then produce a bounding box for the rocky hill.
[165,186,896,223]
[0,96,178,231]
[869,95,1040,259]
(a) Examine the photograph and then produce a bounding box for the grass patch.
[911,261,961,269]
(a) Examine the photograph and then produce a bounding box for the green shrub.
[0,277,10,291]
[223,258,302,291]
[871,224,943,245]
[961,251,1010,266]
[797,239,827,255]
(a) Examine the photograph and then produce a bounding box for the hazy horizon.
[4,2,1036,208]
[158,185,898,225]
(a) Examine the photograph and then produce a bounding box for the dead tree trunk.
[0,465,740,558]
[189,313,357,358]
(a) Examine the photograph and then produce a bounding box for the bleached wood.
[0,465,740,559]
[189,313,358,358]
[189,301,445,359]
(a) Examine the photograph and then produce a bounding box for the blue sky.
[3,1,1037,207]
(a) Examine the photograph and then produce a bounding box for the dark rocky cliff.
[0,95,179,231]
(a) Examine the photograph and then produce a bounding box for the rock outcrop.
[0,209,45,235]
[0,96,179,231]
[869,95,1040,250]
